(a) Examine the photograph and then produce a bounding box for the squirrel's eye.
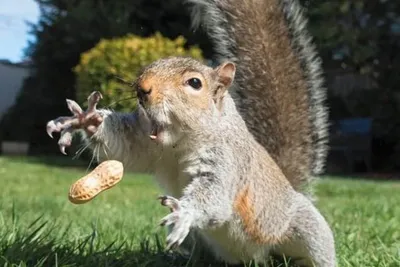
[187,78,202,90]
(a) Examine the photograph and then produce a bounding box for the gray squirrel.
[46,0,336,266]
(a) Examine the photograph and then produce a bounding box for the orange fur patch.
[138,75,164,105]
[233,185,286,245]
[234,185,266,244]
[139,78,154,94]
[139,70,211,110]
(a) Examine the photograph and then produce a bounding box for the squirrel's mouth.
[149,120,165,141]
[139,103,170,142]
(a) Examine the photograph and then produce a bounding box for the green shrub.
[74,32,204,112]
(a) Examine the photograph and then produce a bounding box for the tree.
[74,33,203,112]
[0,0,211,154]
[302,0,400,171]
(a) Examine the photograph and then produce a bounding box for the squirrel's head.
[135,56,236,146]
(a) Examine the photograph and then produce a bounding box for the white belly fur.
[199,221,271,264]
[153,157,270,264]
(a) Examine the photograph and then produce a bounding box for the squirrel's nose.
[137,87,152,106]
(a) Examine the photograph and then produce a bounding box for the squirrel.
[45,0,335,266]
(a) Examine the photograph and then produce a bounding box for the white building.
[0,59,31,120]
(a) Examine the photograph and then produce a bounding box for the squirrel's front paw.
[158,195,194,250]
[46,91,103,154]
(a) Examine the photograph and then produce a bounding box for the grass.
[0,156,399,267]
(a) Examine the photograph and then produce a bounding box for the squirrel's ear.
[212,62,236,110]
[215,62,236,89]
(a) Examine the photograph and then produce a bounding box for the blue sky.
[0,0,40,62]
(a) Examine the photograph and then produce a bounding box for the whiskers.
[85,144,98,172]
[114,76,135,88]
[73,134,110,173]
[71,136,97,172]
[103,75,138,109]
[105,95,137,109]
[162,99,171,124]
[73,139,91,161]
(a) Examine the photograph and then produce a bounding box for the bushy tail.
[186,0,328,195]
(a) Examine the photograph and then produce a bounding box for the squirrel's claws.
[158,196,192,251]
[58,128,73,155]
[46,121,56,138]
[87,91,103,113]
[158,195,181,212]
[46,116,76,139]
[47,91,104,151]
[59,145,67,155]
[159,213,176,227]
[88,91,103,102]
[160,207,192,251]
[166,240,179,251]
[66,99,83,116]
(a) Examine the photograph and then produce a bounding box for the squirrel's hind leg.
[274,193,336,267]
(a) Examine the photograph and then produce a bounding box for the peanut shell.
[68,160,124,204]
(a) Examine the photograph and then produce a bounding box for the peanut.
[68,160,124,204]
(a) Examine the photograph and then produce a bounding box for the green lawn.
[0,156,399,267]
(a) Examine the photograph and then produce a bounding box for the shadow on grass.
[0,217,296,267]
[0,217,204,267]
[0,238,211,267]
[1,241,294,267]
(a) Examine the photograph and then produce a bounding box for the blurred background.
[0,0,399,178]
